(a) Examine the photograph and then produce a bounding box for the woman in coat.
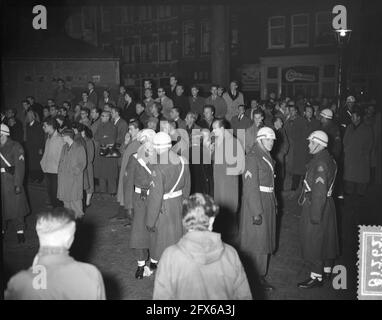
[153,193,252,300]
[239,127,277,291]
[24,110,45,183]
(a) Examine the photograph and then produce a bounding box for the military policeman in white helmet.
[145,131,191,273]
[297,130,339,288]
[239,126,277,291]
[1,123,30,243]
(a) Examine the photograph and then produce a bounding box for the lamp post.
[333,28,352,111]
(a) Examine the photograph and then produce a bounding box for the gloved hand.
[146,225,156,233]
[14,186,21,194]
[252,215,263,225]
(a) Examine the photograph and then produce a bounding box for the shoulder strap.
[0,152,12,167]
[262,156,274,173]
[169,156,185,193]
[133,153,152,175]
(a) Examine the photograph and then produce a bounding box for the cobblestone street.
[3,182,381,299]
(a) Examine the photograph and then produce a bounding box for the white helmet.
[320,108,333,120]
[307,130,328,147]
[0,123,10,136]
[137,129,156,144]
[153,132,172,149]
[256,127,276,141]
[346,95,355,103]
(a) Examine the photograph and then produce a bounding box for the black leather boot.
[149,262,158,272]
[17,233,25,244]
[135,266,145,279]
[297,277,323,289]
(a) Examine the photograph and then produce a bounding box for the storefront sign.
[282,66,318,83]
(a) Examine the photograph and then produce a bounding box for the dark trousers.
[45,173,63,207]
[134,249,149,262]
[29,170,44,182]
[291,174,303,191]
[3,217,25,232]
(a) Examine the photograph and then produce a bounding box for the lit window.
[268,16,285,48]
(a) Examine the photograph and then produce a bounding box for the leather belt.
[259,186,273,193]
[135,186,149,195]
[163,190,182,200]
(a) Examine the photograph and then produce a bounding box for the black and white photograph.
[1,0,381,304]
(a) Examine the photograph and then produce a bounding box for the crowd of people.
[1,75,380,299]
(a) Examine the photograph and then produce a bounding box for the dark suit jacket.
[114,117,128,146]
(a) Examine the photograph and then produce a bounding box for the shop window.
[268,16,285,48]
[267,67,278,79]
[291,14,309,47]
[183,21,196,57]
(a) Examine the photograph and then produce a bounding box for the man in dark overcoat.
[297,130,339,288]
[124,129,156,279]
[1,124,29,243]
[146,132,191,272]
[239,127,277,291]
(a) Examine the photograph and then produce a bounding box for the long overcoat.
[93,121,118,180]
[57,141,86,202]
[239,143,277,255]
[25,121,45,171]
[146,151,191,260]
[299,149,339,261]
[1,139,29,221]
[125,153,152,249]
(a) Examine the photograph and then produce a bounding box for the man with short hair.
[245,109,264,154]
[245,99,260,121]
[54,79,75,107]
[172,84,190,119]
[57,128,87,219]
[88,82,98,107]
[170,107,187,130]
[90,108,101,136]
[205,85,227,118]
[40,117,65,207]
[27,96,44,121]
[5,207,106,299]
[156,87,174,120]
[117,85,127,109]
[304,105,320,135]
[1,124,30,243]
[189,85,205,118]
[223,80,245,122]
[168,75,178,99]
[49,105,58,118]
[135,101,149,127]
[197,105,215,131]
[79,91,95,110]
[111,106,128,147]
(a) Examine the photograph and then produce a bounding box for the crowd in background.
[1,75,381,299]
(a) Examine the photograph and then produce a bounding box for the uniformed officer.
[124,129,156,279]
[320,109,341,161]
[297,130,339,289]
[1,124,30,243]
[239,127,277,291]
[146,132,191,272]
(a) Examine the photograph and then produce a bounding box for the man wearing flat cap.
[1,123,30,243]
[57,128,87,219]
[5,207,106,299]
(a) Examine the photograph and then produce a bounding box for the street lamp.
[333,28,352,111]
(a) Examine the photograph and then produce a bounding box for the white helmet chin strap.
[260,139,272,152]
